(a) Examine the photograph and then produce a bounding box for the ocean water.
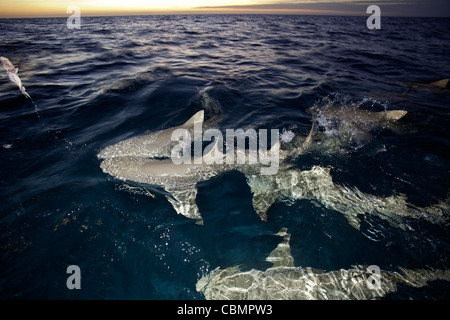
[0,15,449,299]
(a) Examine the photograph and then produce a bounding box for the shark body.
[98,109,283,223]
[99,110,211,221]
[196,228,450,300]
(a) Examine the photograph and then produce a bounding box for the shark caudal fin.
[284,114,315,159]
[384,110,408,121]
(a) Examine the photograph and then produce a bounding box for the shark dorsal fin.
[266,228,295,269]
[270,139,280,154]
[429,78,449,89]
[182,110,204,128]
[383,110,407,121]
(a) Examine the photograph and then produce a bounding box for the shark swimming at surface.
[196,228,450,300]
[306,106,408,124]
[0,56,31,99]
[98,102,448,228]
[98,108,284,223]
[301,103,409,155]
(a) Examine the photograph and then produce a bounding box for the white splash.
[280,128,295,144]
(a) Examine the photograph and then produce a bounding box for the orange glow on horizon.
[0,0,361,18]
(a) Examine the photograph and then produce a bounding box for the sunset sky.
[0,0,449,18]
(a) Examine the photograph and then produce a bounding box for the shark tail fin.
[183,110,204,128]
[301,114,314,150]
[384,110,407,121]
[286,114,314,158]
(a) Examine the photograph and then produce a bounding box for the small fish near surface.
[0,56,31,99]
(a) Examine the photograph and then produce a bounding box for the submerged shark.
[98,102,447,228]
[196,228,450,300]
[0,56,31,99]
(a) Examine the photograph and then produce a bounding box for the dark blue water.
[0,15,449,299]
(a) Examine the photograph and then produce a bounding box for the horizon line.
[1,11,449,19]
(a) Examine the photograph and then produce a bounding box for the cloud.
[196,0,450,17]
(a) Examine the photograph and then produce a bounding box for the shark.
[98,109,284,223]
[196,228,450,300]
[306,106,407,124]
[405,78,450,93]
[246,105,448,229]
[301,105,408,154]
[0,56,31,99]
[98,104,447,228]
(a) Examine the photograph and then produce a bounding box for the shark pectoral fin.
[252,192,278,221]
[165,186,203,222]
[305,107,317,115]
[182,110,204,128]
[246,174,279,221]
